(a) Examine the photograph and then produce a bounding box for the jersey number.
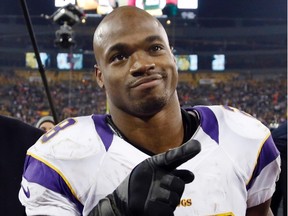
[41,118,76,143]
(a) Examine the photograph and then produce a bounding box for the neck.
[108,102,184,154]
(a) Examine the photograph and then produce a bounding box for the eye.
[150,45,164,53]
[110,53,128,63]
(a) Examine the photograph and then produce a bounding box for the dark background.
[0,0,286,71]
[0,0,286,18]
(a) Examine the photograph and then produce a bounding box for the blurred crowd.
[178,74,287,128]
[0,70,286,128]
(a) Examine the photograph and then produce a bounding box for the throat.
[105,115,157,155]
[105,110,199,155]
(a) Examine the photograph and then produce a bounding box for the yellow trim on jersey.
[207,212,235,216]
[245,132,271,186]
[26,152,80,202]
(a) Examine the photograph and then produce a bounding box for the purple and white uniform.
[19,105,280,216]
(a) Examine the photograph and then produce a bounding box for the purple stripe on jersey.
[23,155,84,214]
[246,135,280,190]
[92,114,114,151]
[189,106,219,144]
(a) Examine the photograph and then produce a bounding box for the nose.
[129,52,155,76]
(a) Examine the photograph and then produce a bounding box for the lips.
[129,74,163,88]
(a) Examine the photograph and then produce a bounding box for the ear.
[173,55,177,64]
[94,64,104,88]
[171,54,178,71]
[170,46,177,63]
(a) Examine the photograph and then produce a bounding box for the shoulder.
[185,106,280,206]
[188,105,270,141]
[186,105,279,171]
[28,114,112,160]
[21,114,117,213]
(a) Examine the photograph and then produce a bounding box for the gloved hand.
[88,138,201,216]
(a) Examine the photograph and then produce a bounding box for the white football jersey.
[19,105,280,216]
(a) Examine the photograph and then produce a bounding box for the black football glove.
[88,138,201,216]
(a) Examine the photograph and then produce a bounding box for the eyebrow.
[106,35,164,55]
[145,35,164,43]
[106,43,127,55]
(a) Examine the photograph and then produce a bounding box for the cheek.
[168,62,179,89]
[104,73,126,99]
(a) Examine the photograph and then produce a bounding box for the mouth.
[129,74,163,89]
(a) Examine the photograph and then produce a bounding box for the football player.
[19,6,280,216]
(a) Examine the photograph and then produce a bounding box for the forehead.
[94,9,169,57]
[98,7,160,34]
[109,20,163,42]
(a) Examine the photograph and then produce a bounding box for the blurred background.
[0,0,286,130]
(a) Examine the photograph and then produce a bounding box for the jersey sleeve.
[246,134,281,207]
[19,116,107,216]
[19,177,81,216]
[193,105,281,208]
[217,105,281,207]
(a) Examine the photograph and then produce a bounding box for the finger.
[151,139,201,171]
[158,174,185,200]
[171,169,195,184]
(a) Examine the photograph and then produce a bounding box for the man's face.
[94,8,178,117]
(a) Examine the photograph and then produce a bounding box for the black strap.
[181,108,200,143]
